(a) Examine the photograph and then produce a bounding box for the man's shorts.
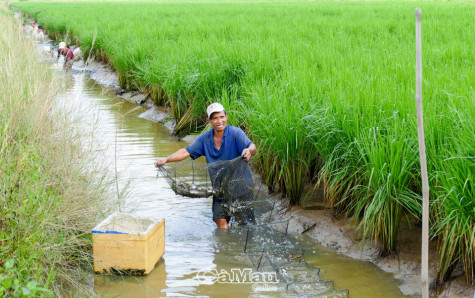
[212,196,231,222]
[212,193,256,225]
[64,58,73,71]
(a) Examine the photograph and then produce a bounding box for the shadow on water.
[60,70,407,297]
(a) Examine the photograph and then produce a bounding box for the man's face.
[208,111,228,132]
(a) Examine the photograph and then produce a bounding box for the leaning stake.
[415,8,429,298]
[84,30,97,71]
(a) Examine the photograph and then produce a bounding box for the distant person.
[32,25,45,43]
[56,42,74,71]
[72,45,83,61]
[42,46,54,62]
[26,21,36,34]
[154,103,257,229]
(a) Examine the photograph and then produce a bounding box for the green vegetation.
[11,0,475,285]
[0,6,110,296]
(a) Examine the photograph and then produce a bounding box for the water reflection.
[94,260,167,297]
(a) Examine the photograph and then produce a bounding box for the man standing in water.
[154,103,257,229]
[56,42,75,71]
[32,25,45,43]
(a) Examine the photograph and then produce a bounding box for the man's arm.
[241,143,256,162]
[154,148,190,167]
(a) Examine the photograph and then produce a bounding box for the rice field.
[11,0,475,285]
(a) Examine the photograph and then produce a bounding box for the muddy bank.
[83,60,177,133]
[285,208,474,297]
[271,186,475,297]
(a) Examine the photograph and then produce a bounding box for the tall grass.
[0,5,111,295]
[431,99,475,284]
[11,0,475,283]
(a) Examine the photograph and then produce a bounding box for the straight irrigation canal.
[55,59,406,298]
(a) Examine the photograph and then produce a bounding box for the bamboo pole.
[415,8,430,298]
[83,30,97,72]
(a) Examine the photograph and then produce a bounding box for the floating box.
[92,212,165,275]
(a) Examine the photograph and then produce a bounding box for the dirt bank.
[268,184,475,297]
[83,60,177,133]
[286,208,474,297]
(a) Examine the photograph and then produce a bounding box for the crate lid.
[92,212,160,235]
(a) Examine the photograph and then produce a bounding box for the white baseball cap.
[207,102,225,119]
[58,42,66,49]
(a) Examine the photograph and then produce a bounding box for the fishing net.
[157,156,349,297]
[157,157,214,198]
[157,156,251,198]
[157,156,262,223]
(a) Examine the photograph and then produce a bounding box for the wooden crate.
[92,213,165,275]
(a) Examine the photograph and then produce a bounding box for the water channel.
[58,67,406,297]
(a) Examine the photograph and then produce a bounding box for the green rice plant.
[304,106,359,212]
[433,152,475,285]
[431,98,475,284]
[348,116,421,255]
[305,107,421,254]
[236,81,314,203]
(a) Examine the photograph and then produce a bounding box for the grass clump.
[431,104,475,285]
[0,5,111,296]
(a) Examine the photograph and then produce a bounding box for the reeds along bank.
[11,1,475,285]
[1,6,112,295]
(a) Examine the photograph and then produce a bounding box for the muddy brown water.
[60,69,407,297]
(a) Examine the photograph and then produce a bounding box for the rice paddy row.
[11,0,475,286]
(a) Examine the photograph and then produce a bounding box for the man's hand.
[154,148,190,168]
[154,158,167,168]
[241,148,252,162]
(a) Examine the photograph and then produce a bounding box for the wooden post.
[415,8,430,298]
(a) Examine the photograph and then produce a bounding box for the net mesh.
[157,158,214,198]
[157,156,263,225]
[157,156,254,199]
[157,156,349,297]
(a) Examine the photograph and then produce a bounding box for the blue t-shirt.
[185,125,252,163]
[186,125,254,198]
